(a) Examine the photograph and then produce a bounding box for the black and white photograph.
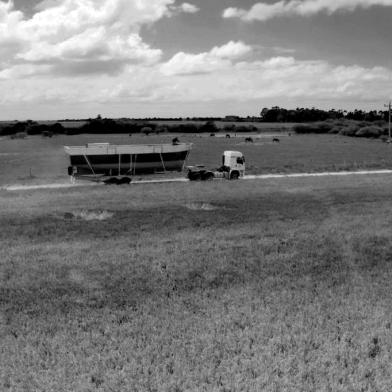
[1,0,392,390]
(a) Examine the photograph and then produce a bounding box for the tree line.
[260,106,389,123]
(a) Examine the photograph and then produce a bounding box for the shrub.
[155,126,168,134]
[328,126,342,134]
[355,126,384,138]
[10,132,27,139]
[141,126,153,135]
[199,121,218,133]
[293,122,332,134]
[373,120,387,127]
[166,123,201,133]
[234,125,258,133]
[42,130,53,138]
[339,125,360,137]
[293,124,312,134]
[223,124,236,132]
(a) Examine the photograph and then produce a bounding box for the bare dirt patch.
[184,202,220,211]
[64,209,114,221]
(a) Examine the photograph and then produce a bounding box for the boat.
[64,142,192,180]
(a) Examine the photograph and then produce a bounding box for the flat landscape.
[2,175,392,391]
[1,133,392,186]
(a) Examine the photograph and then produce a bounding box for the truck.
[186,151,245,181]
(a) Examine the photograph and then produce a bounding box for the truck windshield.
[237,157,244,164]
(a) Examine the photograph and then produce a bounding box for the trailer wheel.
[117,177,132,185]
[230,171,239,180]
[202,172,214,181]
[188,172,201,181]
[103,177,119,185]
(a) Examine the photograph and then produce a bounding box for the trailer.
[187,151,245,181]
[64,142,192,184]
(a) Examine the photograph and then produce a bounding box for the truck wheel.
[230,171,239,180]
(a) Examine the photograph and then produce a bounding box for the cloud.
[171,2,200,14]
[153,54,392,105]
[160,41,252,75]
[180,3,200,13]
[1,1,392,118]
[0,0,194,77]
[4,51,388,105]
[223,0,392,21]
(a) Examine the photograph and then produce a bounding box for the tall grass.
[2,177,392,390]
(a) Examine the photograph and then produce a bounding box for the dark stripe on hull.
[70,151,189,175]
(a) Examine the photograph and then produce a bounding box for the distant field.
[0,120,89,128]
[2,175,392,390]
[0,120,295,130]
[1,133,392,185]
[149,121,298,130]
[40,120,89,128]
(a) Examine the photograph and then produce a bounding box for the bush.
[234,125,258,133]
[10,132,27,139]
[223,124,237,132]
[165,123,201,133]
[339,125,360,136]
[355,126,384,138]
[293,124,312,134]
[373,120,387,127]
[141,127,153,135]
[199,121,218,133]
[155,126,168,134]
[328,126,342,134]
[293,122,332,134]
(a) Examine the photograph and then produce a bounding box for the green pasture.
[1,133,392,186]
[1,175,392,390]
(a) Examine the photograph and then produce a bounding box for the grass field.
[1,175,392,390]
[1,133,392,186]
[149,121,298,130]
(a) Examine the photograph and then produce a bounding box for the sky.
[1,0,392,120]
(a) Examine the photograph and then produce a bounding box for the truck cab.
[220,151,245,179]
[187,150,245,181]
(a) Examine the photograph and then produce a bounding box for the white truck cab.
[221,151,245,179]
[187,150,245,181]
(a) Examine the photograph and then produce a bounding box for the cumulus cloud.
[223,0,392,21]
[169,2,200,14]
[3,50,389,110]
[158,56,392,104]
[1,1,392,118]
[0,0,196,77]
[160,41,252,75]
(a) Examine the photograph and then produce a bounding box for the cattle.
[245,137,253,143]
[172,137,180,145]
[226,134,231,138]
[272,137,280,143]
[210,133,215,137]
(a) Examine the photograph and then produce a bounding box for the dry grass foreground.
[1,176,392,391]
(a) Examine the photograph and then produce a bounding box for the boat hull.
[64,143,192,176]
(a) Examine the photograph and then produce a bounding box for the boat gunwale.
[64,142,193,156]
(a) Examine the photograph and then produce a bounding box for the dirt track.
[4,169,392,191]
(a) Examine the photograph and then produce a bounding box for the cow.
[226,134,231,139]
[172,137,180,145]
[272,137,280,143]
[245,137,253,143]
